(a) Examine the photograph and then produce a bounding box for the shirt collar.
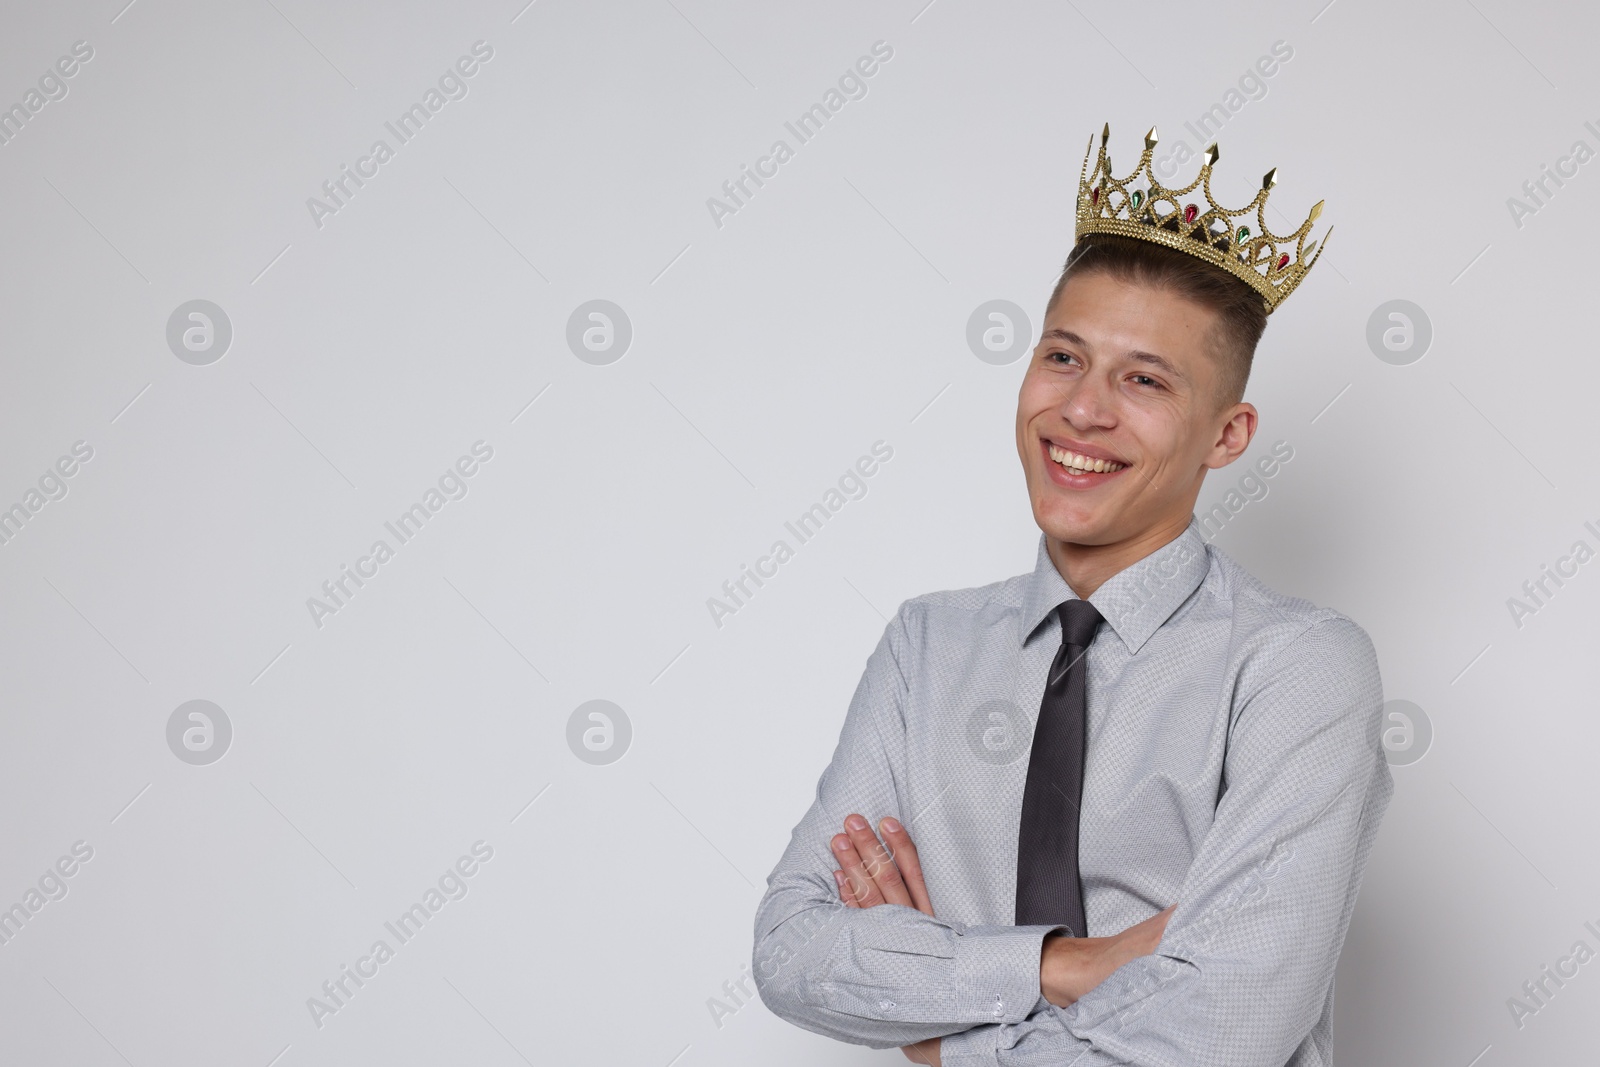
[1017,516,1211,655]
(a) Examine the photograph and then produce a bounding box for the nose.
[1055,369,1116,431]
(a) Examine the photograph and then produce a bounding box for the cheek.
[1157,429,1213,481]
[1121,408,1190,472]
[1014,376,1045,434]
[1015,412,1036,471]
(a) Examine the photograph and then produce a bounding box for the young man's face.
[1015,270,1256,550]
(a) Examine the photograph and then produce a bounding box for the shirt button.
[879,999,896,1012]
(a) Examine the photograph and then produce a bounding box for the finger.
[879,817,933,915]
[843,814,914,908]
[1126,903,1179,955]
[831,832,886,907]
[833,869,861,907]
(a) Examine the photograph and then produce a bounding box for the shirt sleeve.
[752,602,1064,1049]
[940,615,1396,1067]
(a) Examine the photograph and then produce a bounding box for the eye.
[1046,350,1079,367]
[1130,374,1163,389]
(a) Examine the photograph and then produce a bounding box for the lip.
[1039,437,1130,489]
[1043,436,1127,465]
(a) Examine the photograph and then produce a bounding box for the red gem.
[1276,253,1290,270]
[1091,186,1100,204]
[1183,203,1198,223]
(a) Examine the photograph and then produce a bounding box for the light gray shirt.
[752,518,1393,1066]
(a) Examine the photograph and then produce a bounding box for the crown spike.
[1073,125,1325,314]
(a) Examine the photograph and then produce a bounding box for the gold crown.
[1074,123,1329,313]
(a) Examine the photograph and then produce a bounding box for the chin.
[1034,501,1116,546]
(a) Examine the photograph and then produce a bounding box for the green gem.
[1130,189,1144,209]
[1236,226,1251,242]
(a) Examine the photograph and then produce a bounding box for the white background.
[0,1,1596,1064]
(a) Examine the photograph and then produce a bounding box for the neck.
[1045,512,1193,600]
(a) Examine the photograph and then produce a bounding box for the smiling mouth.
[1046,442,1127,474]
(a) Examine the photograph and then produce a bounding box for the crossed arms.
[751,608,1394,1066]
[829,813,1177,1066]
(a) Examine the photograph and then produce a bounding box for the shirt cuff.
[949,923,1060,1025]
[939,1018,1003,1066]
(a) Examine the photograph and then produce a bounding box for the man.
[752,125,1392,1066]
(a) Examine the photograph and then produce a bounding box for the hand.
[829,814,937,1065]
[829,813,934,916]
[1039,902,1178,1007]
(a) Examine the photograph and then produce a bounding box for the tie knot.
[1056,599,1104,648]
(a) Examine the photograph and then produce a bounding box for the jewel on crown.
[1074,123,1329,313]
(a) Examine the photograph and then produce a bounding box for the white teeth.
[1047,444,1124,473]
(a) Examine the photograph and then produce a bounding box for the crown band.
[1074,123,1329,313]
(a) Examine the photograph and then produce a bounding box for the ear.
[1205,401,1257,469]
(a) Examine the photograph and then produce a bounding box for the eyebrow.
[1040,328,1189,384]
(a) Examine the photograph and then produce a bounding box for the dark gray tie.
[1015,598,1104,935]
